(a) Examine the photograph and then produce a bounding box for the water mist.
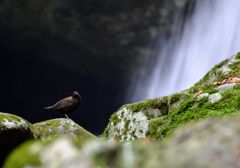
[129,0,240,102]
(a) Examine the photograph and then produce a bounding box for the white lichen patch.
[40,138,78,162]
[26,139,116,168]
[1,118,29,130]
[53,120,79,138]
[2,119,16,128]
[81,139,116,157]
[34,118,94,141]
[108,108,149,142]
[30,138,94,168]
[56,125,66,136]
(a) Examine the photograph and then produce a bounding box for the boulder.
[4,115,240,168]
[33,118,95,141]
[164,116,240,168]
[0,112,96,167]
[0,112,34,166]
[104,52,240,141]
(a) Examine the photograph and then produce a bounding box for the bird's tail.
[43,106,53,110]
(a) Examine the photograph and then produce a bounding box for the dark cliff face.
[0,0,191,134]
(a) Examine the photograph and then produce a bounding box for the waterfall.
[129,0,240,102]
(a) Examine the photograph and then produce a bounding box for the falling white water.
[130,0,240,101]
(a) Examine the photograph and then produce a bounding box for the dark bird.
[44,91,81,119]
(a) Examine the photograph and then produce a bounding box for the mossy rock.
[3,136,163,168]
[162,115,240,168]
[33,118,95,141]
[104,52,240,141]
[3,138,116,168]
[0,112,34,166]
[5,115,240,168]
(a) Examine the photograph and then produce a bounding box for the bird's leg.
[65,114,70,119]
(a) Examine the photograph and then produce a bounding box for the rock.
[196,93,209,100]
[208,93,222,103]
[5,115,240,168]
[4,138,93,168]
[201,54,240,85]
[107,108,149,141]
[165,116,240,168]
[104,92,194,141]
[33,118,95,141]
[4,137,121,168]
[5,137,163,168]
[3,137,160,168]
[104,52,240,141]
[216,83,237,93]
[216,63,231,75]
[0,112,34,167]
[0,113,95,166]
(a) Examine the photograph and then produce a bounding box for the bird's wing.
[52,97,73,110]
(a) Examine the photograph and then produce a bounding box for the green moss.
[169,93,182,104]
[235,52,240,59]
[33,119,95,141]
[102,113,120,138]
[190,54,240,95]
[106,84,240,141]
[192,59,230,92]
[173,99,195,115]
[0,112,29,124]
[148,116,170,141]
[123,97,168,113]
[198,59,228,81]
[4,136,101,168]
[104,53,240,141]
[228,62,240,77]
[148,86,240,140]
[3,141,41,168]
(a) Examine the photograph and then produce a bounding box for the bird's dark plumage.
[44,91,81,118]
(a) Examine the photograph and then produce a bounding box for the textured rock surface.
[166,116,240,168]
[104,53,240,141]
[33,118,95,141]
[196,93,209,100]
[208,93,222,103]
[4,115,240,168]
[0,112,34,167]
[107,108,149,141]
[217,83,236,92]
[0,113,95,166]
